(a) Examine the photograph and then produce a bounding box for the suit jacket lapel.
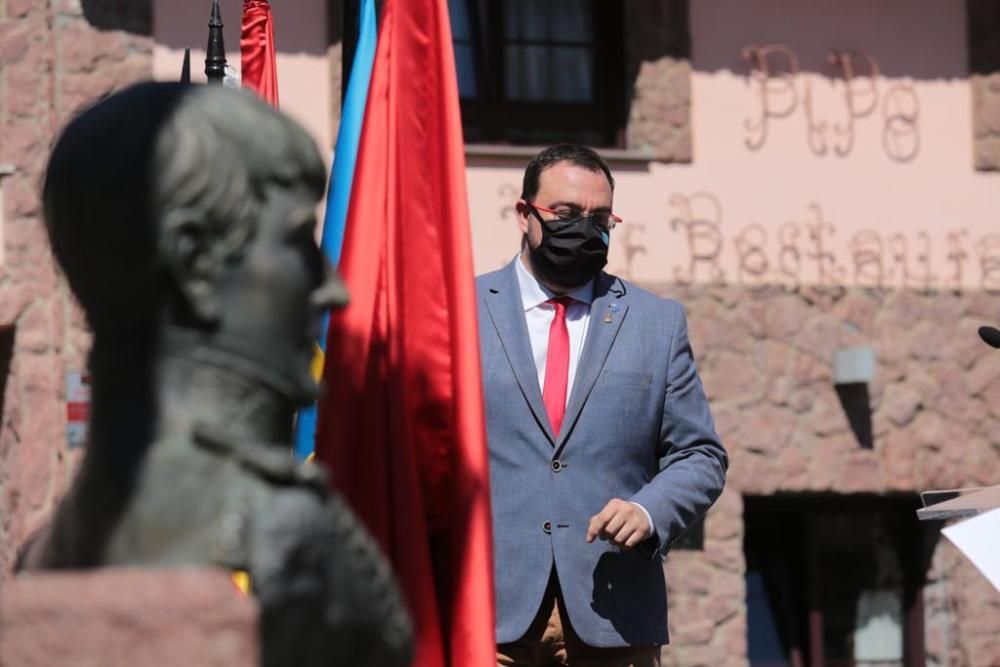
[556,272,627,451]
[483,260,556,444]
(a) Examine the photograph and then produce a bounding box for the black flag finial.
[180,47,191,83]
[205,0,226,85]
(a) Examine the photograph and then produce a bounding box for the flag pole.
[205,0,227,84]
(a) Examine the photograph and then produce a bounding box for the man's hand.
[586,499,652,550]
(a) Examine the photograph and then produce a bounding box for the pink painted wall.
[467,0,1000,293]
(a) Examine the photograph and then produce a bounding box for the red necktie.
[542,297,573,436]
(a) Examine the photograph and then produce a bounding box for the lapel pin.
[602,303,619,323]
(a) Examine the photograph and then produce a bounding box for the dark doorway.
[744,494,936,667]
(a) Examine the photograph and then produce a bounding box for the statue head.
[43,82,346,405]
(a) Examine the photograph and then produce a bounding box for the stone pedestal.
[0,568,258,666]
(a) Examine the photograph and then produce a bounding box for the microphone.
[978,325,1000,349]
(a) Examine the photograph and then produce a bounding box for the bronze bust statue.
[18,82,412,666]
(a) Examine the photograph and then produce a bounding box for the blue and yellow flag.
[293,0,378,459]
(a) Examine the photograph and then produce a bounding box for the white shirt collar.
[514,254,595,311]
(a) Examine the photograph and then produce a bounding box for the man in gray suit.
[477,144,728,666]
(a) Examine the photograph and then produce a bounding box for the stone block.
[55,0,84,17]
[832,289,879,333]
[836,450,884,493]
[704,505,740,542]
[916,447,967,490]
[966,351,1000,396]
[763,294,805,340]
[666,559,713,596]
[739,404,794,457]
[968,437,1000,486]
[2,120,45,173]
[6,0,46,17]
[0,569,259,666]
[967,640,1000,667]
[5,62,47,118]
[57,21,128,74]
[937,362,986,428]
[703,541,743,574]
[703,595,740,625]
[59,70,121,118]
[774,443,810,489]
[738,300,767,339]
[953,316,991,369]
[15,303,52,354]
[3,175,42,219]
[705,348,764,407]
[974,135,1000,171]
[881,382,922,427]
[0,19,38,64]
[666,643,724,667]
[904,319,948,361]
[807,389,849,437]
[793,313,845,364]
[973,74,1000,171]
[0,283,34,325]
[876,289,925,330]
[880,428,917,490]
[670,618,714,645]
[966,290,1000,320]
[710,406,740,443]
[727,450,777,494]
[925,292,967,327]
[805,436,846,490]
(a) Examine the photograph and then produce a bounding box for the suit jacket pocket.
[600,371,653,388]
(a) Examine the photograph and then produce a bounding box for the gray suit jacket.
[477,260,727,647]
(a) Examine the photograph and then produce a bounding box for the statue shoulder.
[192,423,329,494]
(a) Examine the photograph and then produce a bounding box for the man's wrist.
[628,501,655,538]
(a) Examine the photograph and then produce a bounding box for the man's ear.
[515,199,532,236]
[160,209,221,325]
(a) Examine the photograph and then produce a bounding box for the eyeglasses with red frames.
[523,201,623,231]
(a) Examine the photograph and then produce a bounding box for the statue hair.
[43,81,326,335]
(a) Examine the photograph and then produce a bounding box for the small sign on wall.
[66,370,91,448]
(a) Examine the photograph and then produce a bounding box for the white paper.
[942,506,1000,593]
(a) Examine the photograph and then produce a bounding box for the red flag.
[313,0,495,664]
[240,0,278,106]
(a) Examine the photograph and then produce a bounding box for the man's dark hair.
[520,143,615,202]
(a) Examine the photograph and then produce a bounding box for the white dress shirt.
[514,255,593,404]
[513,255,655,538]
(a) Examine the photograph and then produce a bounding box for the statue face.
[217,180,347,404]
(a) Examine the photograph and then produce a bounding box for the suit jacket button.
[551,459,562,472]
[543,521,552,534]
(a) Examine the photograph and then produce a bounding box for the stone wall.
[654,283,1000,667]
[0,569,258,665]
[0,0,152,582]
[623,0,691,162]
[968,0,1000,170]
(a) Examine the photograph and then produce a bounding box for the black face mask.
[529,214,609,288]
